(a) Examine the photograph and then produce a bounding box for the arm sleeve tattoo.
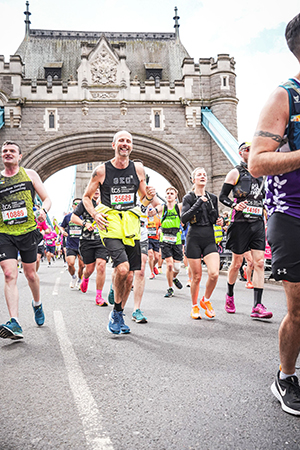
[254,130,283,143]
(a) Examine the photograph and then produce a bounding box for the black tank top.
[100,160,140,211]
[232,164,264,223]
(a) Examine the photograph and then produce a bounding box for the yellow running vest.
[0,167,37,235]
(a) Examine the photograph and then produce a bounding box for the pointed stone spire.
[173,6,180,41]
[24,1,31,36]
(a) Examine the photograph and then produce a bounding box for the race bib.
[163,234,177,244]
[148,227,157,237]
[110,186,135,209]
[1,200,28,225]
[69,223,82,237]
[242,205,263,216]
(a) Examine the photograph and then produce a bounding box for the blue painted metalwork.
[201,107,240,166]
[0,107,4,129]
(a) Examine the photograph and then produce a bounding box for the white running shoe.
[70,277,77,289]
[74,278,81,290]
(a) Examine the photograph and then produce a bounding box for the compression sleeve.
[219,183,235,208]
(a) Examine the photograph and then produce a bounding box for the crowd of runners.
[1,12,300,417]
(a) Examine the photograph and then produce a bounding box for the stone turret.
[199,54,238,194]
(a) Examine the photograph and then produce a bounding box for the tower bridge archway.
[22,131,195,199]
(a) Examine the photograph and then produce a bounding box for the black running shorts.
[226,220,265,255]
[186,225,218,259]
[160,242,183,261]
[46,245,55,254]
[79,239,109,265]
[267,212,300,282]
[103,238,141,271]
[148,239,160,253]
[37,244,45,256]
[66,248,80,257]
[0,229,42,264]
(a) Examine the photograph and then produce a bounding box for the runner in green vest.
[160,186,183,298]
[0,140,51,340]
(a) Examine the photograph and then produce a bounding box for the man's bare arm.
[26,169,52,222]
[249,86,300,177]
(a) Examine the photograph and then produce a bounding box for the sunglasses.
[73,202,79,206]
[241,146,250,153]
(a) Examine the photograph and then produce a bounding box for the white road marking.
[54,311,114,450]
[52,277,60,296]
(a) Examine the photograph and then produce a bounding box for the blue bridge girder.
[201,107,240,166]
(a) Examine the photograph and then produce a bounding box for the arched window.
[154,112,160,128]
[49,111,55,129]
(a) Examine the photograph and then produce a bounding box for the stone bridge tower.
[0,3,238,202]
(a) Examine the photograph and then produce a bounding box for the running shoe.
[80,277,89,293]
[149,272,155,280]
[245,281,254,289]
[153,267,159,275]
[173,278,183,289]
[108,284,115,305]
[200,297,216,318]
[191,305,201,320]
[0,318,23,340]
[107,310,122,334]
[225,294,236,313]
[271,370,300,416]
[186,279,191,288]
[164,287,174,298]
[75,278,81,290]
[119,312,131,334]
[70,277,77,289]
[32,302,45,326]
[132,309,148,323]
[158,267,163,274]
[251,303,273,319]
[96,294,108,307]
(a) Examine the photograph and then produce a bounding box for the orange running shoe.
[191,305,201,320]
[245,281,254,289]
[200,297,216,318]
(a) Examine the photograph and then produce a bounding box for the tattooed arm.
[82,164,108,230]
[248,85,300,177]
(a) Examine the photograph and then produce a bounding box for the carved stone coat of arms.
[90,48,118,85]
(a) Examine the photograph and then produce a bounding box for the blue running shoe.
[108,284,115,305]
[132,309,147,323]
[0,318,23,340]
[32,302,45,326]
[119,312,131,334]
[107,310,122,334]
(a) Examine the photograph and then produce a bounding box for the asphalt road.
[0,259,299,450]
